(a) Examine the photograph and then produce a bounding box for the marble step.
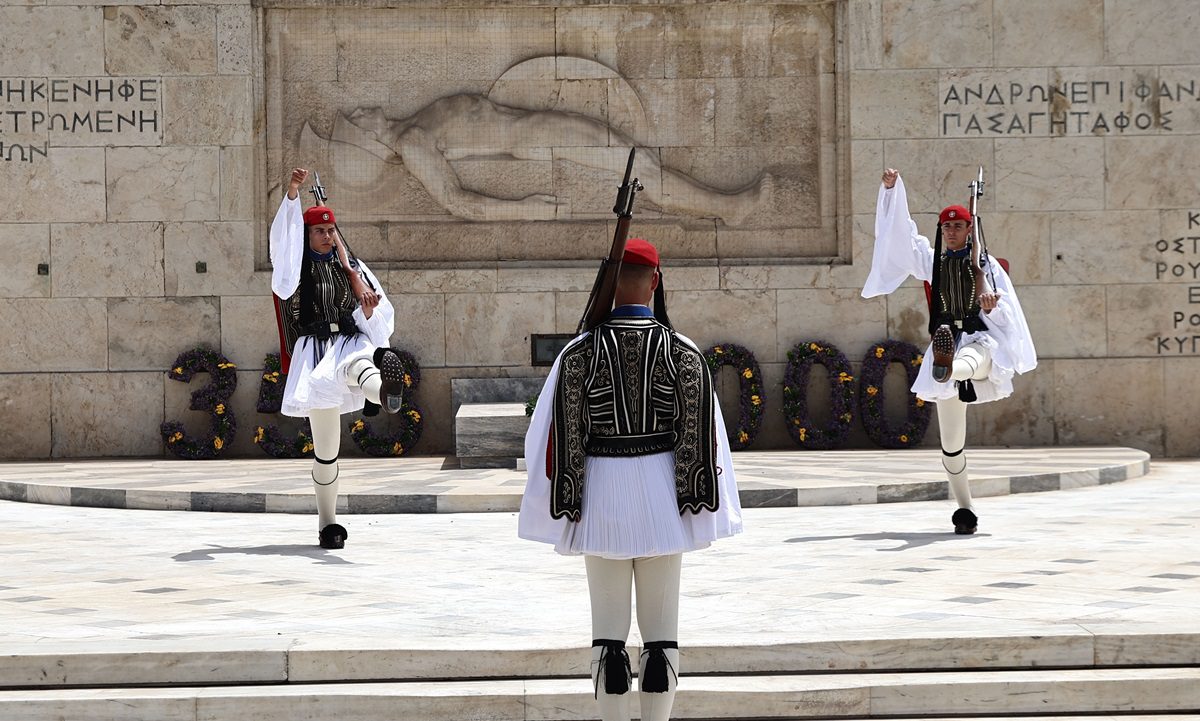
[5,628,1200,689]
[2,668,1199,720]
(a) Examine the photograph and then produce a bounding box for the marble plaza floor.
[0,456,1197,673]
[0,446,1150,514]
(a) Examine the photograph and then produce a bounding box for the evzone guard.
[269,167,408,549]
[863,167,1037,534]
[520,150,742,721]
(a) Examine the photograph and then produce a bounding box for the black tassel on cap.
[592,639,631,696]
[652,270,672,329]
[639,641,679,693]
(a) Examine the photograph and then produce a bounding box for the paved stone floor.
[0,457,1196,659]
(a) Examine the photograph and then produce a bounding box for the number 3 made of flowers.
[349,349,425,457]
[782,340,855,450]
[252,353,314,459]
[160,347,238,460]
[703,343,764,450]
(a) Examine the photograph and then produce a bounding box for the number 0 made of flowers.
[252,353,314,459]
[703,343,764,450]
[858,340,932,449]
[350,349,424,457]
[782,341,855,450]
[161,347,238,460]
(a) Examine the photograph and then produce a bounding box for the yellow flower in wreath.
[168,431,183,444]
[841,412,852,422]
[912,355,923,366]
[217,362,236,369]
[737,430,749,444]
[837,371,854,383]
[172,366,184,376]
[254,427,265,443]
[351,419,365,433]
[402,373,413,387]
[899,434,909,443]
[407,410,421,422]
[213,437,224,450]
[798,427,808,441]
[742,368,753,379]
[215,403,226,415]
[750,395,761,406]
[713,346,724,354]
[866,385,879,396]
[301,441,314,454]
[875,346,885,358]
[916,398,925,407]
[263,371,279,384]
[392,442,404,455]
[809,342,821,351]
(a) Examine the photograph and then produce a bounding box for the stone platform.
[0,447,1150,514]
[0,459,1198,719]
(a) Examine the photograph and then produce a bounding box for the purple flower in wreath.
[858,339,931,449]
[252,353,314,458]
[782,340,854,450]
[703,343,764,450]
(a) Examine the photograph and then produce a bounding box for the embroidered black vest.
[548,315,720,521]
[281,254,362,354]
[929,251,988,336]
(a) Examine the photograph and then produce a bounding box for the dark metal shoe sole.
[932,325,954,383]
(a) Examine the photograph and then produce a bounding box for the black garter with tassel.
[640,640,678,693]
[592,639,631,696]
[956,379,978,403]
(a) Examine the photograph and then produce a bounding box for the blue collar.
[611,304,653,318]
[307,247,336,262]
[944,246,971,259]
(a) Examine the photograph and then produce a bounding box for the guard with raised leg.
[863,167,1037,535]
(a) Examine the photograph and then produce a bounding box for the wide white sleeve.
[982,262,1038,375]
[269,196,305,299]
[351,259,394,348]
[862,177,936,297]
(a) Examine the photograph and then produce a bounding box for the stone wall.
[2,0,1198,459]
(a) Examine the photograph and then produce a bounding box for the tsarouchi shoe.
[931,324,955,383]
[319,523,348,549]
[373,348,406,414]
[952,508,978,535]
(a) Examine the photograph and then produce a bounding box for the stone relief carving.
[294,57,807,228]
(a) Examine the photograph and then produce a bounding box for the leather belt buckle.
[953,320,963,329]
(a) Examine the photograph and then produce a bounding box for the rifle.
[577,148,643,334]
[967,166,995,302]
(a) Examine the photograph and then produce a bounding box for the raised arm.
[269,168,310,299]
[862,169,936,297]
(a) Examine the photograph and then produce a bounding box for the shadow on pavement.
[172,544,355,564]
[784,531,990,552]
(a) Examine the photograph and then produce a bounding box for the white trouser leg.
[936,396,972,510]
[634,554,682,721]
[951,341,993,382]
[347,357,382,406]
[308,407,342,528]
[585,555,634,721]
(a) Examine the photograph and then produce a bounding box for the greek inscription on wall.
[0,78,161,163]
[940,70,1195,137]
[1154,211,1200,354]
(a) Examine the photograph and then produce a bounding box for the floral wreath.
[161,347,238,459]
[350,349,424,457]
[858,340,932,449]
[703,343,764,450]
[253,353,314,458]
[782,340,854,450]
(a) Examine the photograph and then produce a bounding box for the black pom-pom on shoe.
[319,523,348,549]
[952,508,978,535]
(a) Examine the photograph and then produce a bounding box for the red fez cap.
[623,238,659,267]
[939,205,971,225]
[304,205,336,226]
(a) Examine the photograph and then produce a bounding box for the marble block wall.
[3,0,1199,459]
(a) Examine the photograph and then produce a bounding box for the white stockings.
[937,341,992,511]
[585,554,682,721]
